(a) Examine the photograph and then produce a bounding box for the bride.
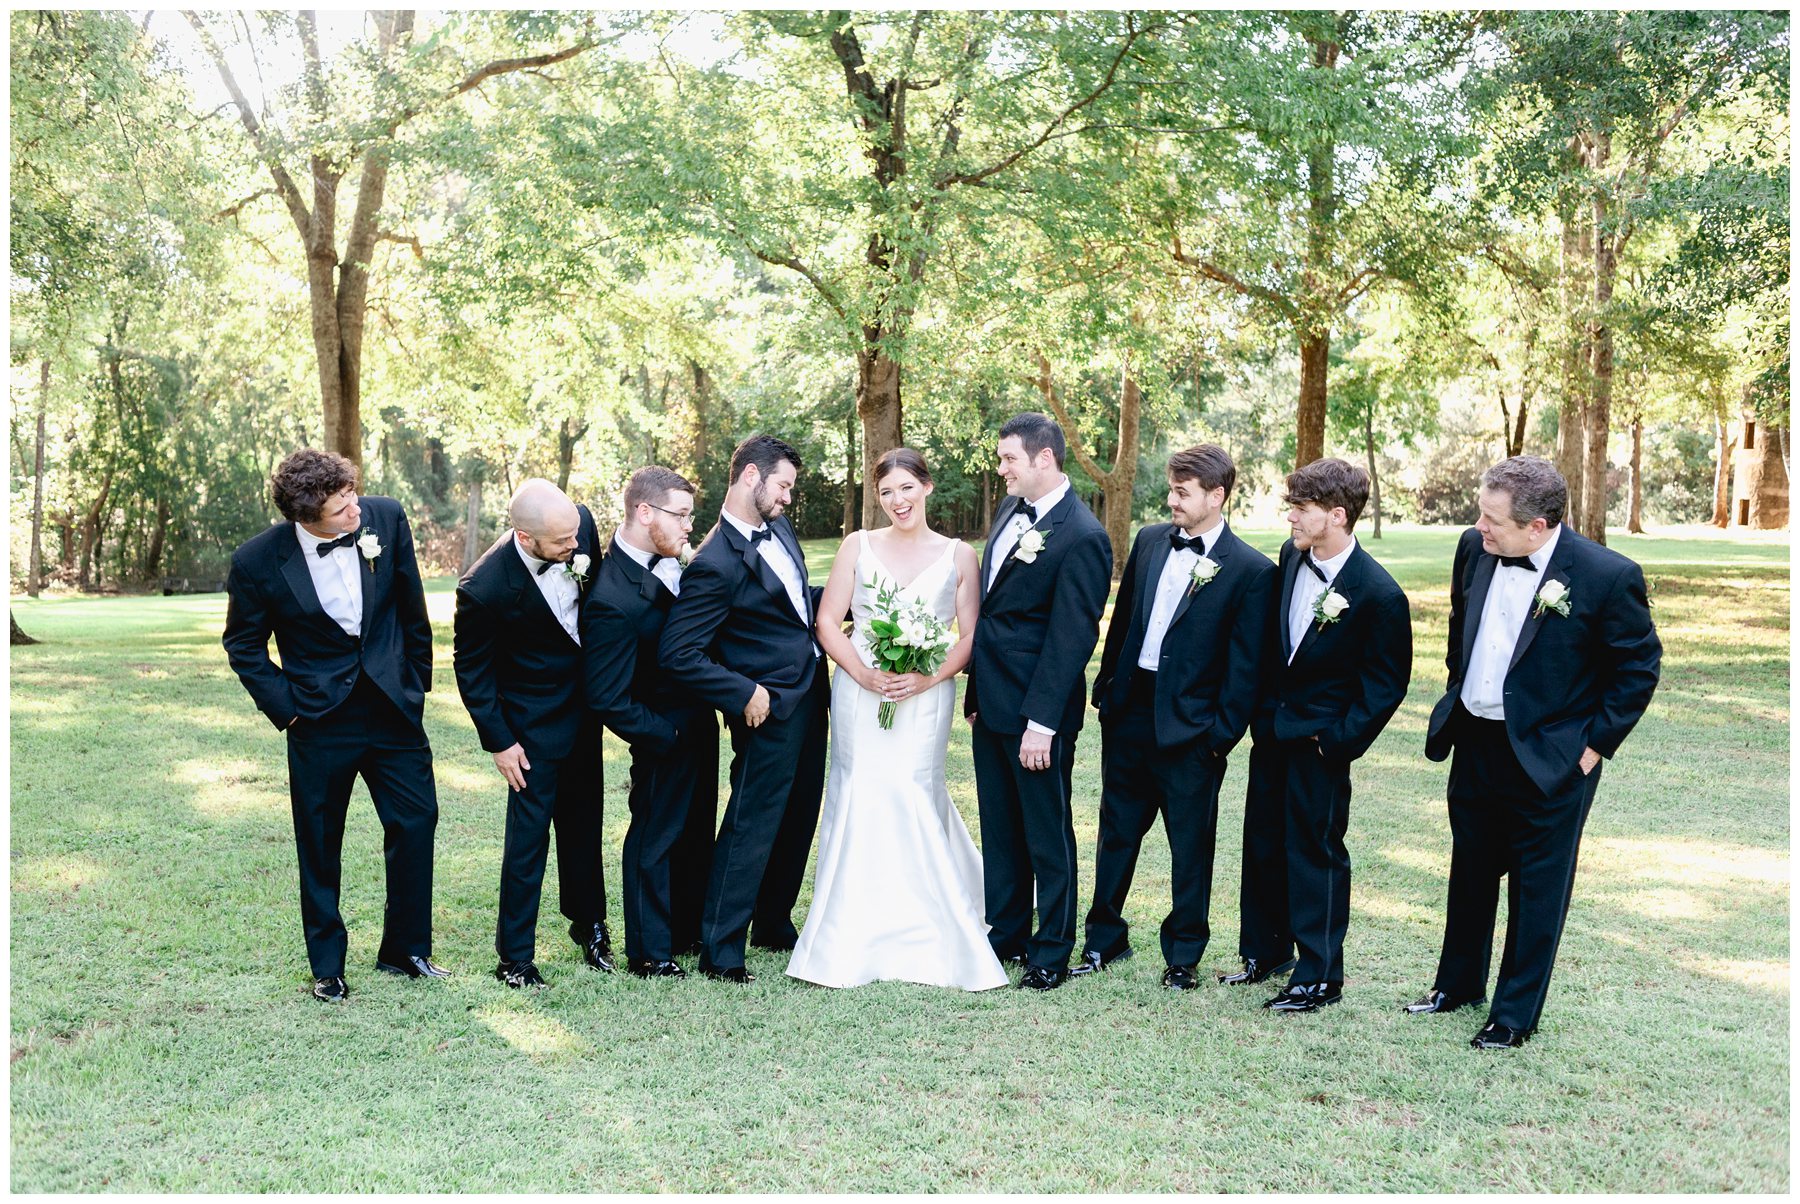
[787,448,1007,990]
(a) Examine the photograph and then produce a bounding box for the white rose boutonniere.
[1013,528,1049,564]
[566,552,591,585]
[1186,554,1221,597]
[1533,578,1571,619]
[1313,587,1349,629]
[677,543,694,569]
[357,529,383,573]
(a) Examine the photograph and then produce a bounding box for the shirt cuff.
[1025,720,1056,737]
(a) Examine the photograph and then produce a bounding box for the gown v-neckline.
[861,532,956,594]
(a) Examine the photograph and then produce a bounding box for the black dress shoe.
[700,964,756,984]
[571,921,616,973]
[312,976,349,1002]
[1162,965,1199,991]
[495,959,547,989]
[1016,965,1067,991]
[1264,981,1343,1012]
[1403,989,1486,1015]
[1217,956,1297,986]
[998,952,1027,968]
[1068,947,1133,978]
[628,958,687,979]
[1470,1021,1530,1049]
[376,955,452,979]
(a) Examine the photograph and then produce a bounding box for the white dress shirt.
[1288,536,1357,665]
[616,534,683,597]
[1137,519,1224,670]
[294,522,363,638]
[1461,524,1562,719]
[987,475,1071,590]
[514,536,581,644]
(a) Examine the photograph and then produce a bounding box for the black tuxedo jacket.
[452,505,600,760]
[581,536,702,757]
[658,513,824,722]
[1255,538,1413,763]
[965,489,1112,736]
[222,495,434,730]
[1092,521,1276,754]
[1425,525,1661,796]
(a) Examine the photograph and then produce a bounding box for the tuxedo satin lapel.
[610,536,662,603]
[1277,543,1300,662]
[1507,538,1575,672]
[989,492,1073,599]
[740,530,807,629]
[775,518,812,623]
[504,539,574,644]
[1462,545,1499,676]
[1131,527,1173,644]
[1166,525,1232,634]
[1293,545,1363,665]
[278,533,328,620]
[980,496,1020,595]
[357,516,381,633]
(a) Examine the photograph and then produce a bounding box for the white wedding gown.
[787,532,1008,991]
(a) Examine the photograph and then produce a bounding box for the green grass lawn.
[9,524,1788,1191]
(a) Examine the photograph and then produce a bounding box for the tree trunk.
[1557,205,1587,529]
[687,360,713,483]
[29,362,47,597]
[1033,350,1139,579]
[144,495,173,579]
[555,415,587,493]
[1627,417,1644,534]
[1509,392,1530,459]
[1583,158,1614,546]
[980,470,993,534]
[11,612,38,646]
[843,405,858,537]
[856,344,904,530]
[77,466,115,591]
[1295,332,1330,469]
[1750,421,1790,529]
[1711,418,1735,527]
[461,474,485,574]
[1364,401,1382,539]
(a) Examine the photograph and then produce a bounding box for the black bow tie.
[1015,503,1039,526]
[1496,553,1535,570]
[647,553,666,570]
[1170,530,1203,553]
[1301,554,1328,583]
[749,527,773,546]
[536,558,559,576]
[316,533,356,557]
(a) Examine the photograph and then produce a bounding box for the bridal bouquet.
[860,577,953,729]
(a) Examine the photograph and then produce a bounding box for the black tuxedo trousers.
[1436,704,1601,1031]
[971,715,1081,970]
[621,715,720,962]
[1238,735,1356,984]
[701,671,828,969]
[495,716,606,962]
[1083,672,1226,968]
[286,672,438,978]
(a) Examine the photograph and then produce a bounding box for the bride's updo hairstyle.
[874,446,932,486]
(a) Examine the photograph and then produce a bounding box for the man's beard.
[752,480,783,521]
[650,525,686,558]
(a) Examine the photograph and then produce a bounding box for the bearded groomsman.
[966,412,1112,991]
[660,435,827,982]
[1412,456,1660,1049]
[1225,458,1412,1013]
[1075,445,1276,991]
[583,466,719,979]
[223,449,446,1002]
[454,478,609,989]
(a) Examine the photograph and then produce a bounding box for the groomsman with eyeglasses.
[1225,458,1411,1013]
[1411,456,1660,1049]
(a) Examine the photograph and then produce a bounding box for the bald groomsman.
[454,479,610,989]
[1412,456,1660,1049]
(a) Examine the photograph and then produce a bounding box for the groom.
[660,434,828,982]
[966,412,1112,990]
